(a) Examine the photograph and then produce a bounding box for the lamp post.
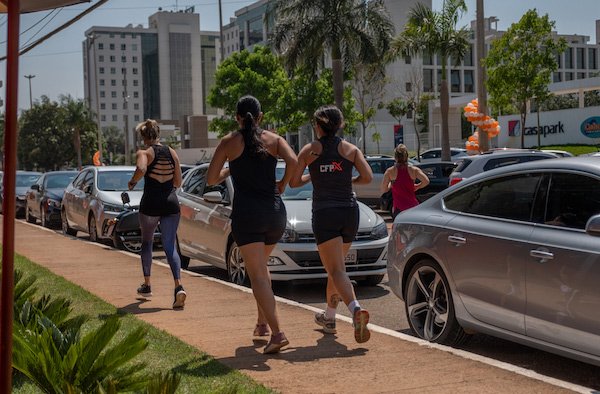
[24,73,35,108]
[86,33,102,162]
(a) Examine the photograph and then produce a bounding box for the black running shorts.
[312,206,359,245]
[231,210,287,247]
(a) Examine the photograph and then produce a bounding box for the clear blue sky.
[0,0,599,112]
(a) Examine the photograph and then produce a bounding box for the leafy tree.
[102,125,125,165]
[371,129,381,154]
[352,64,387,153]
[391,0,470,161]
[207,45,288,137]
[486,9,566,148]
[270,0,394,131]
[60,94,97,170]
[386,97,410,151]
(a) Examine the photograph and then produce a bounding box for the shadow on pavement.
[116,299,173,315]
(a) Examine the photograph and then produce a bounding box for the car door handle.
[530,248,554,262]
[447,235,466,245]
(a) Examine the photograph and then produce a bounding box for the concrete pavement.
[5,220,591,393]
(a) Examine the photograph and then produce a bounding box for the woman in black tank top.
[290,105,374,344]
[128,119,186,309]
[207,96,298,354]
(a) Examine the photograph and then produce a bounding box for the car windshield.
[97,171,144,191]
[45,174,76,189]
[16,174,40,187]
[275,167,313,200]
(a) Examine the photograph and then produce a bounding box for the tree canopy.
[486,9,566,148]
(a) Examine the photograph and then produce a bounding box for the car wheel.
[226,241,249,286]
[358,274,384,286]
[25,206,36,223]
[40,205,49,228]
[404,259,469,345]
[176,237,190,269]
[61,209,77,236]
[88,214,98,243]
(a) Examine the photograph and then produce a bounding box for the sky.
[0,0,599,112]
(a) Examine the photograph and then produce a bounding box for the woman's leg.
[323,241,352,312]
[139,213,160,284]
[240,242,281,335]
[318,237,357,307]
[159,213,182,287]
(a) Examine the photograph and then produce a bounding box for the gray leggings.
[139,212,181,280]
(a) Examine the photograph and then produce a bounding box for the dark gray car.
[387,157,600,366]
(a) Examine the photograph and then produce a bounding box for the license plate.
[344,250,357,264]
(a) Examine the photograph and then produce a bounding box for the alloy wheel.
[227,243,248,286]
[88,215,98,242]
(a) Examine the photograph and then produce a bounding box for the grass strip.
[11,253,275,394]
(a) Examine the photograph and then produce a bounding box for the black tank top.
[139,145,180,216]
[308,136,357,211]
[229,134,284,219]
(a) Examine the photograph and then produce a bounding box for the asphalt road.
[39,214,600,391]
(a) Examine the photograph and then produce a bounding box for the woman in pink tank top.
[381,144,430,219]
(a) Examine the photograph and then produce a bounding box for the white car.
[176,163,389,285]
[414,148,468,163]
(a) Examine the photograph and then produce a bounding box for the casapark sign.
[580,117,600,139]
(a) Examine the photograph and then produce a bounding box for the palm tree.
[270,0,394,135]
[391,0,470,161]
[61,95,92,170]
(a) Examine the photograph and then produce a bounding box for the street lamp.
[86,33,102,163]
[24,74,35,108]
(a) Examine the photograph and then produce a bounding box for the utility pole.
[24,74,35,109]
[123,68,130,165]
[86,33,102,163]
[476,0,490,152]
[218,0,224,62]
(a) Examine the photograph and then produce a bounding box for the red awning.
[0,0,89,13]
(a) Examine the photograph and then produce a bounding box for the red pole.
[1,0,20,391]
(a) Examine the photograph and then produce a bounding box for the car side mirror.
[203,191,224,204]
[83,184,92,194]
[585,214,600,236]
[31,184,39,191]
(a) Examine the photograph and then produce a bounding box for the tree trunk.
[332,58,344,137]
[413,115,421,162]
[74,129,82,170]
[362,122,367,153]
[520,106,527,149]
[440,61,451,161]
[476,0,489,152]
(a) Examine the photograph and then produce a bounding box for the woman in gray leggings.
[128,119,186,309]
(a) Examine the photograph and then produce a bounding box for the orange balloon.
[93,151,101,166]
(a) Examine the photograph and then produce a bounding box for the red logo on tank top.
[320,161,343,172]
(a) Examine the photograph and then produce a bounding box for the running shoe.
[173,285,187,309]
[253,323,270,337]
[263,332,289,354]
[137,283,152,297]
[353,307,370,343]
[314,312,337,334]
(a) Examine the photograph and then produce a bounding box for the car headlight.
[103,203,124,213]
[370,222,388,240]
[46,198,61,208]
[280,227,298,243]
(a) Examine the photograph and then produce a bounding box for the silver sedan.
[387,157,600,367]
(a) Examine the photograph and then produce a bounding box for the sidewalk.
[7,221,583,393]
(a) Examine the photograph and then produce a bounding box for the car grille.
[296,230,374,243]
[284,247,385,267]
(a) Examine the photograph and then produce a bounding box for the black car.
[0,170,42,218]
[381,161,456,213]
[25,171,78,227]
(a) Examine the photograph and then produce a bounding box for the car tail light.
[449,177,463,186]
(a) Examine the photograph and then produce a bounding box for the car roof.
[92,165,136,172]
[467,149,558,159]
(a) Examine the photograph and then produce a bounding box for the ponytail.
[236,96,267,157]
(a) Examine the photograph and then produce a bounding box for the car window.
[482,157,524,171]
[34,175,44,188]
[368,161,384,174]
[182,168,206,196]
[71,171,86,188]
[79,171,94,192]
[97,171,143,191]
[541,173,600,230]
[453,158,472,173]
[45,173,76,189]
[422,150,439,159]
[441,164,457,177]
[16,174,41,187]
[418,165,438,179]
[444,173,543,221]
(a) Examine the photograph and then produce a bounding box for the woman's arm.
[412,167,430,191]
[275,135,298,194]
[170,148,183,188]
[351,147,373,185]
[128,149,149,190]
[289,145,311,188]
[207,137,229,186]
[380,168,393,193]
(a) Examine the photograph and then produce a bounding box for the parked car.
[387,157,600,366]
[353,155,417,207]
[0,171,42,218]
[25,170,78,227]
[541,149,574,157]
[380,161,457,213]
[61,166,160,250]
[176,162,389,286]
[413,148,468,163]
[449,149,558,186]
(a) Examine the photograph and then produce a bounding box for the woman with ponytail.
[207,95,297,354]
[290,105,374,344]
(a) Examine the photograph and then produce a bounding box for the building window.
[577,72,586,79]
[121,55,127,63]
[132,68,138,75]
[404,55,411,65]
[464,70,474,93]
[110,55,116,62]
[451,70,461,93]
[565,72,573,81]
[577,48,585,69]
[133,80,139,86]
[133,91,139,98]
[109,33,114,38]
[120,44,126,51]
[111,91,117,98]
[121,68,127,74]
[134,103,139,110]
[132,56,138,63]
[553,72,562,83]
[99,67,105,74]
[110,67,116,74]
[100,91,105,98]
[112,115,117,121]
[464,45,473,66]
[98,43,104,50]
[109,43,115,50]
[120,33,126,39]
[111,103,117,110]
[99,55,104,62]
[555,52,562,68]
[405,82,412,92]
[132,44,138,51]
[423,69,433,92]
[110,79,116,86]
[132,33,137,39]
[99,79,105,86]
[123,102,127,109]
[122,79,126,86]
[565,48,573,68]
[100,103,105,109]
[101,115,106,121]
[134,115,140,121]
[588,48,597,69]
[423,52,433,66]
